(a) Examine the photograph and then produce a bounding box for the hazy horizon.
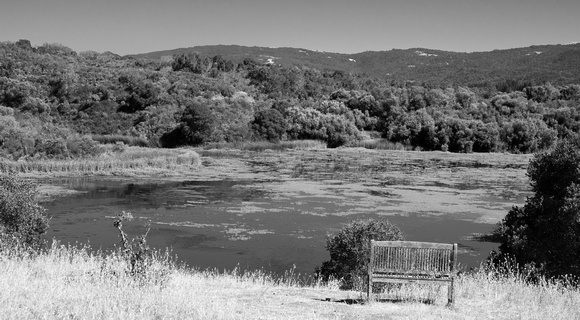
[1,0,579,55]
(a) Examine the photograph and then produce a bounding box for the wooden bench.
[367,240,458,305]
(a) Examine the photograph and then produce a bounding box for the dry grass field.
[1,242,578,320]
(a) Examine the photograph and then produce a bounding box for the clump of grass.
[92,134,149,147]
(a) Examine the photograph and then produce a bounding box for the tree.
[0,174,49,250]
[316,218,404,290]
[117,73,161,113]
[471,121,500,152]
[494,136,580,277]
[161,101,215,147]
[211,55,235,72]
[500,119,557,153]
[437,119,474,153]
[172,53,211,74]
[322,114,360,148]
[251,109,287,142]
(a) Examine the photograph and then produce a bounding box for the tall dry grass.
[1,241,579,320]
[0,242,341,319]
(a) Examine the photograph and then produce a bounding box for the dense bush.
[322,113,361,148]
[252,109,287,142]
[500,119,557,153]
[0,112,102,160]
[281,103,362,148]
[0,174,48,250]
[316,218,404,290]
[209,98,255,143]
[494,136,580,278]
[160,101,216,147]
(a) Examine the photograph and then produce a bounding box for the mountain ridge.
[129,43,580,85]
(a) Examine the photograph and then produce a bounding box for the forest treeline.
[1,39,580,159]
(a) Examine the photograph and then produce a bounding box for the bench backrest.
[369,240,457,277]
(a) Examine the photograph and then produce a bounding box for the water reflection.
[43,178,500,276]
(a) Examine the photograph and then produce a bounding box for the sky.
[1,0,579,55]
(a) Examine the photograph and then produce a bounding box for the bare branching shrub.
[111,211,171,285]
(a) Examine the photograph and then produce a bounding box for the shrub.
[161,101,216,147]
[493,136,580,278]
[471,121,500,152]
[0,173,48,250]
[500,119,557,153]
[65,135,103,158]
[323,114,361,148]
[251,109,287,142]
[316,218,404,290]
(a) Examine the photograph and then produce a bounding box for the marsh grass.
[0,146,200,174]
[204,140,327,152]
[1,241,579,319]
[346,139,416,151]
[92,134,150,147]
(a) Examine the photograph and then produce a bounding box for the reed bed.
[346,139,416,151]
[0,147,200,174]
[204,140,327,152]
[91,134,150,147]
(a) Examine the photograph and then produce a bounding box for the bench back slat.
[370,241,456,276]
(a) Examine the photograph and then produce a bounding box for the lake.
[41,149,532,277]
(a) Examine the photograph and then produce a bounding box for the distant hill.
[129,43,580,86]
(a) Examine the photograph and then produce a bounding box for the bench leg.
[447,278,454,307]
[367,274,372,300]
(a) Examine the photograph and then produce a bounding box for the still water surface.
[44,178,503,276]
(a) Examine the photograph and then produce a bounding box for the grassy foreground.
[1,243,578,320]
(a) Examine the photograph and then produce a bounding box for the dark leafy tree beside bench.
[494,136,580,278]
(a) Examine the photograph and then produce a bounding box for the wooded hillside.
[1,40,579,160]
